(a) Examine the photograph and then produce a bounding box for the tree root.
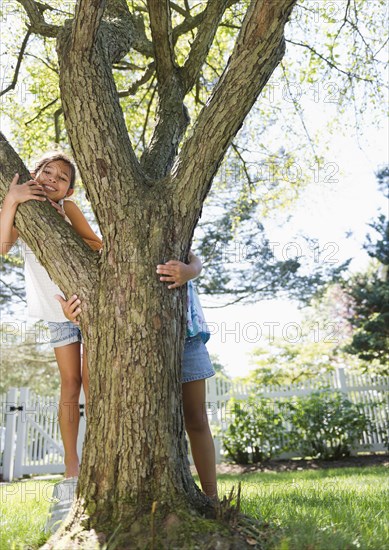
[41,485,271,550]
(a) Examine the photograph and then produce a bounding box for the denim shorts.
[182,334,215,384]
[47,321,82,348]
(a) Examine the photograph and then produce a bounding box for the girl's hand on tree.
[48,198,66,218]
[5,174,47,206]
[156,260,192,289]
[55,294,82,325]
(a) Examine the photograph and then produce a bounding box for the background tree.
[195,206,350,305]
[0,253,26,309]
[242,283,358,386]
[245,338,344,386]
[342,167,389,371]
[0,1,387,547]
[0,323,59,395]
[209,353,229,378]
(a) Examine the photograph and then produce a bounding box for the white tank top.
[22,204,72,323]
[23,242,68,322]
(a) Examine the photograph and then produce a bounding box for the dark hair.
[34,152,76,189]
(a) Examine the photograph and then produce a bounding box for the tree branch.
[203,294,252,308]
[231,142,254,187]
[25,52,59,74]
[181,0,230,94]
[138,1,242,177]
[0,29,31,97]
[71,0,140,64]
[16,0,61,37]
[25,97,59,126]
[147,0,176,87]
[172,0,298,234]
[201,279,277,308]
[71,0,105,54]
[0,133,99,302]
[105,0,132,18]
[169,2,188,18]
[171,0,240,46]
[172,11,206,45]
[57,4,143,232]
[117,63,155,97]
[113,61,147,71]
[0,277,27,304]
[286,39,373,83]
[54,108,63,143]
[126,12,154,58]
[135,77,157,150]
[333,0,351,43]
[138,0,194,179]
[139,73,188,179]
[280,62,318,161]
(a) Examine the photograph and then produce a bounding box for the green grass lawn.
[1,466,388,549]
[214,466,389,550]
[0,478,56,549]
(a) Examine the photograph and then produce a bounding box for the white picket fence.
[1,387,86,481]
[205,367,389,459]
[1,368,388,480]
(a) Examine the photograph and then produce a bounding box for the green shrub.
[288,391,373,459]
[222,391,374,463]
[222,397,289,464]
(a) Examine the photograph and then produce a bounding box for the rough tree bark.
[0,0,297,547]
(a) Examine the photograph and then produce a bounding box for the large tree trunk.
[80,209,195,516]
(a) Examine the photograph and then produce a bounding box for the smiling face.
[35,160,74,202]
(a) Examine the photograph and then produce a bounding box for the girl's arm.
[187,250,202,278]
[63,200,103,251]
[1,174,46,255]
[1,201,20,255]
[156,250,202,289]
